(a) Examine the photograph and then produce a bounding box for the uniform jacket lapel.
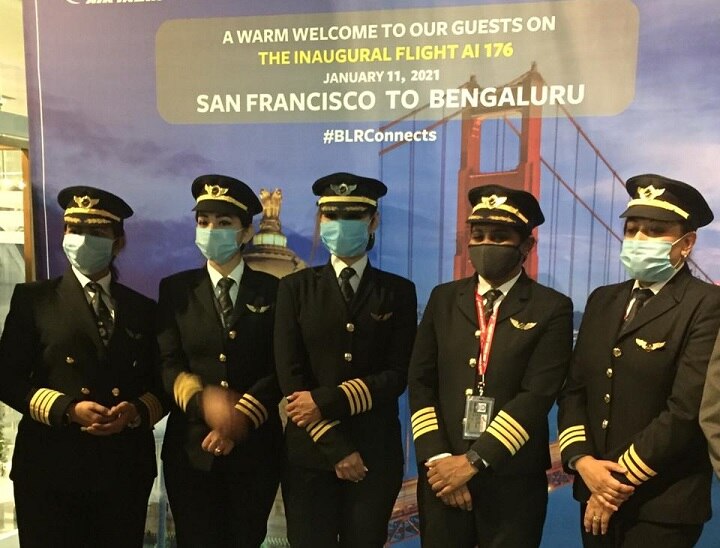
[351,263,377,315]
[229,264,272,326]
[456,276,478,325]
[617,267,691,339]
[496,272,532,324]
[191,269,224,331]
[58,268,106,356]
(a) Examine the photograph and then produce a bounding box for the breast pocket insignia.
[246,304,271,313]
[510,318,537,330]
[370,312,393,321]
[635,338,666,352]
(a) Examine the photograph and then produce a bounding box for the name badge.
[462,395,495,440]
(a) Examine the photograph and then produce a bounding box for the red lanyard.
[474,291,499,394]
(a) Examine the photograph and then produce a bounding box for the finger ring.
[214,447,222,455]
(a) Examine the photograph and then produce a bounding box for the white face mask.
[619,234,689,282]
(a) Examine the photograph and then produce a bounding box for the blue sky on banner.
[24,0,720,302]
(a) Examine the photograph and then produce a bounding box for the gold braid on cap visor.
[196,194,248,211]
[63,208,121,222]
[469,202,529,224]
[625,198,689,219]
[317,196,377,207]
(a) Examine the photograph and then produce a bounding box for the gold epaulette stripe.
[411,407,436,425]
[619,444,657,485]
[347,378,372,412]
[559,434,587,452]
[339,379,371,415]
[173,372,203,412]
[339,384,358,415]
[241,393,268,422]
[29,388,65,425]
[486,424,518,455]
[306,419,340,442]
[497,411,529,442]
[138,393,164,425]
[235,400,262,429]
[558,425,585,442]
[412,420,439,440]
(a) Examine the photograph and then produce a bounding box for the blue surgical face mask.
[320,219,370,258]
[195,227,241,264]
[620,235,687,283]
[63,233,115,276]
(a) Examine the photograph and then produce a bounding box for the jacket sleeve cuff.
[29,389,75,427]
[173,372,203,414]
[132,393,166,427]
[617,443,658,485]
[235,392,269,429]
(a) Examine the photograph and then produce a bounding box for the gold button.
[465,388,473,396]
[219,353,227,362]
[612,347,622,358]
[606,368,613,378]
[81,387,90,395]
[468,358,477,367]
[601,419,609,429]
[228,330,237,340]
[220,381,229,388]
[603,394,611,404]
[65,356,75,364]
[344,353,353,362]
[346,323,355,333]
[474,330,481,339]
[111,388,120,397]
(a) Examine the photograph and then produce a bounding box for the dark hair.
[194,210,250,228]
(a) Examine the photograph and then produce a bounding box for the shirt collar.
[631,264,682,296]
[207,259,245,288]
[330,254,368,280]
[476,269,522,297]
[72,266,112,294]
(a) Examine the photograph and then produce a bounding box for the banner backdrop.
[22,0,720,546]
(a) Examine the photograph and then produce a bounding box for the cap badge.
[204,184,229,198]
[638,185,665,201]
[481,195,507,209]
[330,183,356,196]
[73,195,100,210]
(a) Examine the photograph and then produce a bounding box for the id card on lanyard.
[462,290,498,440]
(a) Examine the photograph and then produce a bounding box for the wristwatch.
[465,449,484,470]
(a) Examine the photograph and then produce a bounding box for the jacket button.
[465,388,473,396]
[81,387,90,395]
[220,381,229,388]
[603,394,611,404]
[606,368,613,378]
[346,323,355,333]
[65,356,75,364]
[474,330,481,339]
[228,330,237,340]
[344,353,353,362]
[601,419,609,429]
[612,347,622,358]
[469,358,477,367]
[219,353,227,362]
[112,388,120,397]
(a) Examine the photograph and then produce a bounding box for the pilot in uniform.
[558,174,720,547]
[0,186,167,548]
[275,173,417,547]
[408,184,573,547]
[158,174,282,547]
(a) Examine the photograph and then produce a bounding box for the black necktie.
[483,289,503,321]
[339,267,356,303]
[217,277,235,326]
[87,282,113,345]
[625,288,653,324]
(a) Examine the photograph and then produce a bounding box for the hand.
[68,401,113,427]
[201,429,236,457]
[439,484,473,511]
[584,493,614,535]
[575,456,634,510]
[202,385,251,442]
[426,455,478,497]
[334,451,367,482]
[286,391,322,427]
[84,401,138,436]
